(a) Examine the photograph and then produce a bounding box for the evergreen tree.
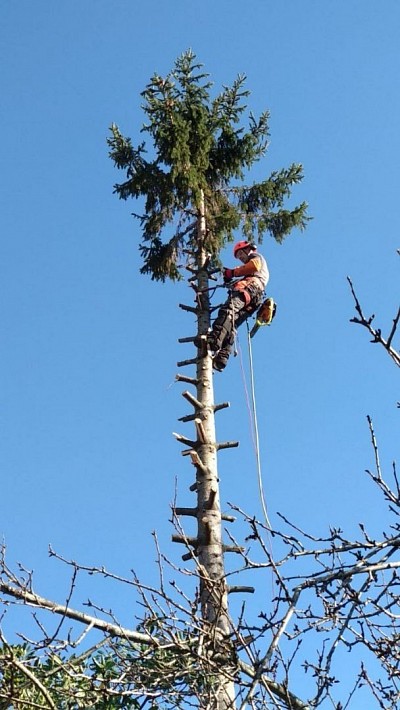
[108,50,309,710]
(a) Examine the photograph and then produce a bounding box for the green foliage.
[0,643,136,709]
[0,638,218,709]
[108,49,310,281]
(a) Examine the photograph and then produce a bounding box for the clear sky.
[1,0,399,701]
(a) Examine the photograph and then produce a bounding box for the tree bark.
[194,191,236,709]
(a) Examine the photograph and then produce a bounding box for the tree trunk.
[194,191,236,709]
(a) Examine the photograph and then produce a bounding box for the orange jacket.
[231,252,269,289]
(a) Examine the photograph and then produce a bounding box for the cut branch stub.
[214,402,230,413]
[175,373,199,386]
[173,507,198,518]
[227,586,255,594]
[177,357,198,368]
[173,432,198,448]
[179,303,198,314]
[181,450,209,477]
[172,535,198,547]
[182,390,203,410]
[178,412,198,423]
[195,418,208,444]
[206,490,217,510]
[217,441,239,451]
[223,544,245,554]
[178,336,197,343]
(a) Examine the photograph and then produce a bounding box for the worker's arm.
[231,256,262,278]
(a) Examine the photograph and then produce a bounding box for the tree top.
[109,49,310,281]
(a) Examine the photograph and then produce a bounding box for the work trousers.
[211,287,263,356]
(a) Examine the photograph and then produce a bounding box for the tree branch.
[0,581,158,646]
[347,276,400,367]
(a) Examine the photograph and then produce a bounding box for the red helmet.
[233,240,255,257]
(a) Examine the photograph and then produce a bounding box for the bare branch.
[0,581,158,646]
[347,276,400,367]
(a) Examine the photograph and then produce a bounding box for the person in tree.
[208,241,269,371]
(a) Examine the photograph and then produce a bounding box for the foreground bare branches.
[1,270,398,707]
[1,269,398,707]
[347,253,400,369]
[0,418,399,710]
[231,426,400,707]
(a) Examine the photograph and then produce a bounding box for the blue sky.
[1,0,399,699]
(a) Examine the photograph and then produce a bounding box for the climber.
[208,241,269,371]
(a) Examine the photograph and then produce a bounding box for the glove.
[223,267,235,283]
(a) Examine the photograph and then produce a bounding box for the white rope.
[246,324,272,529]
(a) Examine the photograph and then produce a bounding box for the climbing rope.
[236,324,272,529]
[207,277,272,529]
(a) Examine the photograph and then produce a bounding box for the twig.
[347,276,400,367]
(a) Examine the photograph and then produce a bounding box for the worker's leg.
[211,295,248,371]
[209,293,245,353]
[213,291,262,371]
[235,287,263,329]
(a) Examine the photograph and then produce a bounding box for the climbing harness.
[209,276,271,371]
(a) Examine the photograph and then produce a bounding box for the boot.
[213,347,230,372]
[208,324,230,355]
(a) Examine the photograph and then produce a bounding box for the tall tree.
[108,49,308,709]
[3,51,398,710]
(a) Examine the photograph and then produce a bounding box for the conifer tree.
[1,50,400,710]
[108,50,308,710]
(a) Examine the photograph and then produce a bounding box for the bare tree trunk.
[194,192,236,709]
[175,192,236,707]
